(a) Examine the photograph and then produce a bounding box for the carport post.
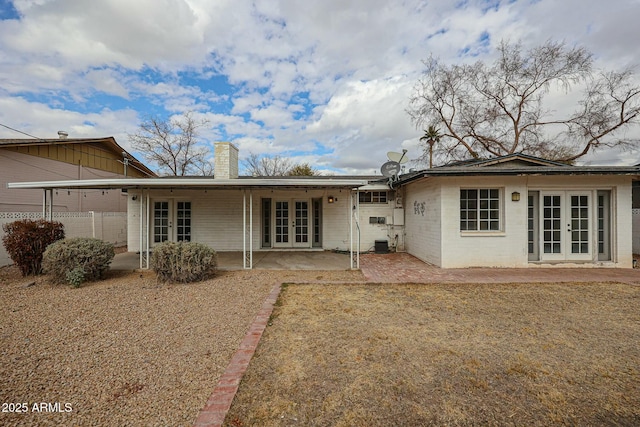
[145,191,150,269]
[243,190,253,269]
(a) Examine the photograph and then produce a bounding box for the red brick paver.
[193,283,282,427]
[360,252,640,285]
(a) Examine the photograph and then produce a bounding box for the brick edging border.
[193,282,282,427]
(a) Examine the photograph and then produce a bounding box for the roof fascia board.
[7,177,371,190]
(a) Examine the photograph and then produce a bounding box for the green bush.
[151,241,217,283]
[42,237,115,286]
[2,219,65,276]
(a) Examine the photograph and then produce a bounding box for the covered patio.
[110,250,353,271]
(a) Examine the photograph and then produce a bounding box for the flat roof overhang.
[6,177,372,191]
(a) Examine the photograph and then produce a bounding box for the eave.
[7,177,372,191]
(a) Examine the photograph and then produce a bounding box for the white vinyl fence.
[634,209,640,255]
[0,212,127,267]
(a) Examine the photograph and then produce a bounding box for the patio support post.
[242,189,254,270]
[356,190,360,268]
[139,190,143,270]
[243,190,247,269]
[249,189,253,269]
[42,189,46,219]
[349,189,360,269]
[48,189,53,221]
[350,191,353,268]
[145,191,150,269]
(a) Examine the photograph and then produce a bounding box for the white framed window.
[460,188,501,231]
[359,191,388,204]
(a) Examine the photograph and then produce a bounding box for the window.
[460,189,501,231]
[359,191,388,204]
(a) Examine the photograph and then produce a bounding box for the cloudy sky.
[1,0,639,174]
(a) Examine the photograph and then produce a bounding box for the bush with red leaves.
[2,219,65,276]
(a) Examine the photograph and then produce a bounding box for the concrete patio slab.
[110,250,640,285]
[110,250,352,271]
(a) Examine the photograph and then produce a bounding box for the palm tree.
[419,125,441,168]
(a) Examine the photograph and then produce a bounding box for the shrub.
[2,219,65,276]
[151,241,217,283]
[42,237,115,286]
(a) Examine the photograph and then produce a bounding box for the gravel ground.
[0,266,364,427]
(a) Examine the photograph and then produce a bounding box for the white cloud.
[0,0,639,173]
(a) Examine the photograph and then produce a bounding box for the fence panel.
[0,212,127,267]
[633,209,640,255]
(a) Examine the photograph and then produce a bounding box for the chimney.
[58,131,68,139]
[214,142,239,179]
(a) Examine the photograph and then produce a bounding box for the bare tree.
[408,40,640,163]
[243,153,320,176]
[128,112,213,176]
[243,153,293,176]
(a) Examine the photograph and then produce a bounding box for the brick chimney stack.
[214,142,239,179]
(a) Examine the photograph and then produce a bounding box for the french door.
[273,199,310,248]
[152,200,191,244]
[534,191,593,261]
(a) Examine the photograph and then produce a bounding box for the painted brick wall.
[127,188,382,253]
[404,179,442,266]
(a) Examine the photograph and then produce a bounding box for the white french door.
[152,200,192,245]
[539,191,592,261]
[273,199,310,248]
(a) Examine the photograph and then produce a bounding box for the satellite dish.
[381,161,401,177]
[387,149,408,164]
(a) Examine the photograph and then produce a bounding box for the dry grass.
[225,282,640,426]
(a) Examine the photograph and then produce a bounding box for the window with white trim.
[359,191,388,204]
[460,189,501,231]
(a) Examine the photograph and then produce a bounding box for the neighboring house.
[0,133,155,212]
[7,144,640,269]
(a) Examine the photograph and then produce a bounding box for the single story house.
[7,142,639,269]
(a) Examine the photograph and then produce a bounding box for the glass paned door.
[153,201,170,243]
[568,192,592,260]
[542,194,562,256]
[538,192,592,261]
[294,201,309,247]
[274,201,289,246]
[153,200,192,244]
[570,195,589,254]
[273,199,312,248]
[176,201,191,242]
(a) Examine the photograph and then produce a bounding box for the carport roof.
[7,176,374,190]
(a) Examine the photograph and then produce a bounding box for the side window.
[460,189,501,231]
[359,191,388,204]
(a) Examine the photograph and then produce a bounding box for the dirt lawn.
[225,282,640,426]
